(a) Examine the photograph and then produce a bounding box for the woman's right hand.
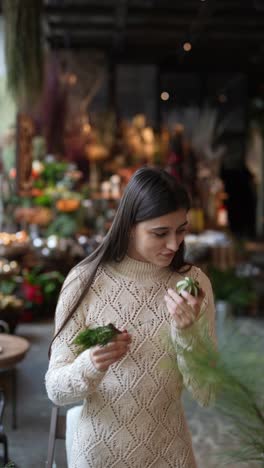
[90,331,131,371]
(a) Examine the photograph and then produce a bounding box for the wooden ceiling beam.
[46,41,257,70]
[112,0,128,51]
[46,16,264,29]
[46,32,254,56]
[45,28,264,43]
[44,0,263,70]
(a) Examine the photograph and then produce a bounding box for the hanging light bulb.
[161,91,170,101]
[183,42,192,52]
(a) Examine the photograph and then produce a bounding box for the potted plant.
[208,267,257,334]
[0,278,24,333]
[21,267,64,320]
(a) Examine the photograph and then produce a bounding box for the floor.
[0,317,263,468]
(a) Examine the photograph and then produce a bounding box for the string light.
[183,42,192,52]
[68,73,77,86]
[161,91,170,101]
[83,123,91,134]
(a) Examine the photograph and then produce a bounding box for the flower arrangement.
[0,265,65,325]
[0,292,23,310]
[21,267,65,315]
[0,277,24,332]
[8,157,85,236]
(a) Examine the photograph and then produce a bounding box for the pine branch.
[180,328,264,464]
[72,323,122,355]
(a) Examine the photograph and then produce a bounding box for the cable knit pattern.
[45,256,216,468]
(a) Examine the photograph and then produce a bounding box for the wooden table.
[0,334,30,369]
[0,334,30,428]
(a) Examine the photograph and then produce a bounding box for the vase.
[215,300,233,339]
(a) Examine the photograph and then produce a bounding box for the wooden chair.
[0,389,8,465]
[46,405,66,468]
[0,322,10,465]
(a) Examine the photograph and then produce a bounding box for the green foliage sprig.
[182,329,264,465]
[73,324,122,355]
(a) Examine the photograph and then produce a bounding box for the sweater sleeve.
[171,267,217,407]
[45,265,106,406]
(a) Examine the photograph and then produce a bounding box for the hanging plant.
[2,0,44,108]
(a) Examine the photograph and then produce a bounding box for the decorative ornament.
[176,276,200,297]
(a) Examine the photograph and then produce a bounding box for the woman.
[45,167,216,468]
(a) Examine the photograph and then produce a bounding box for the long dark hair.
[49,167,191,356]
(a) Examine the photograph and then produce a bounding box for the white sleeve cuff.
[74,348,106,381]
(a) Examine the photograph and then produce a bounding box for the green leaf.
[33,194,53,207]
[0,279,17,295]
[43,283,56,294]
[45,214,78,238]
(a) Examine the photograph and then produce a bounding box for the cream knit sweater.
[45,256,216,468]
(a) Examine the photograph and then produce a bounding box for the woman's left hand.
[164,288,205,329]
